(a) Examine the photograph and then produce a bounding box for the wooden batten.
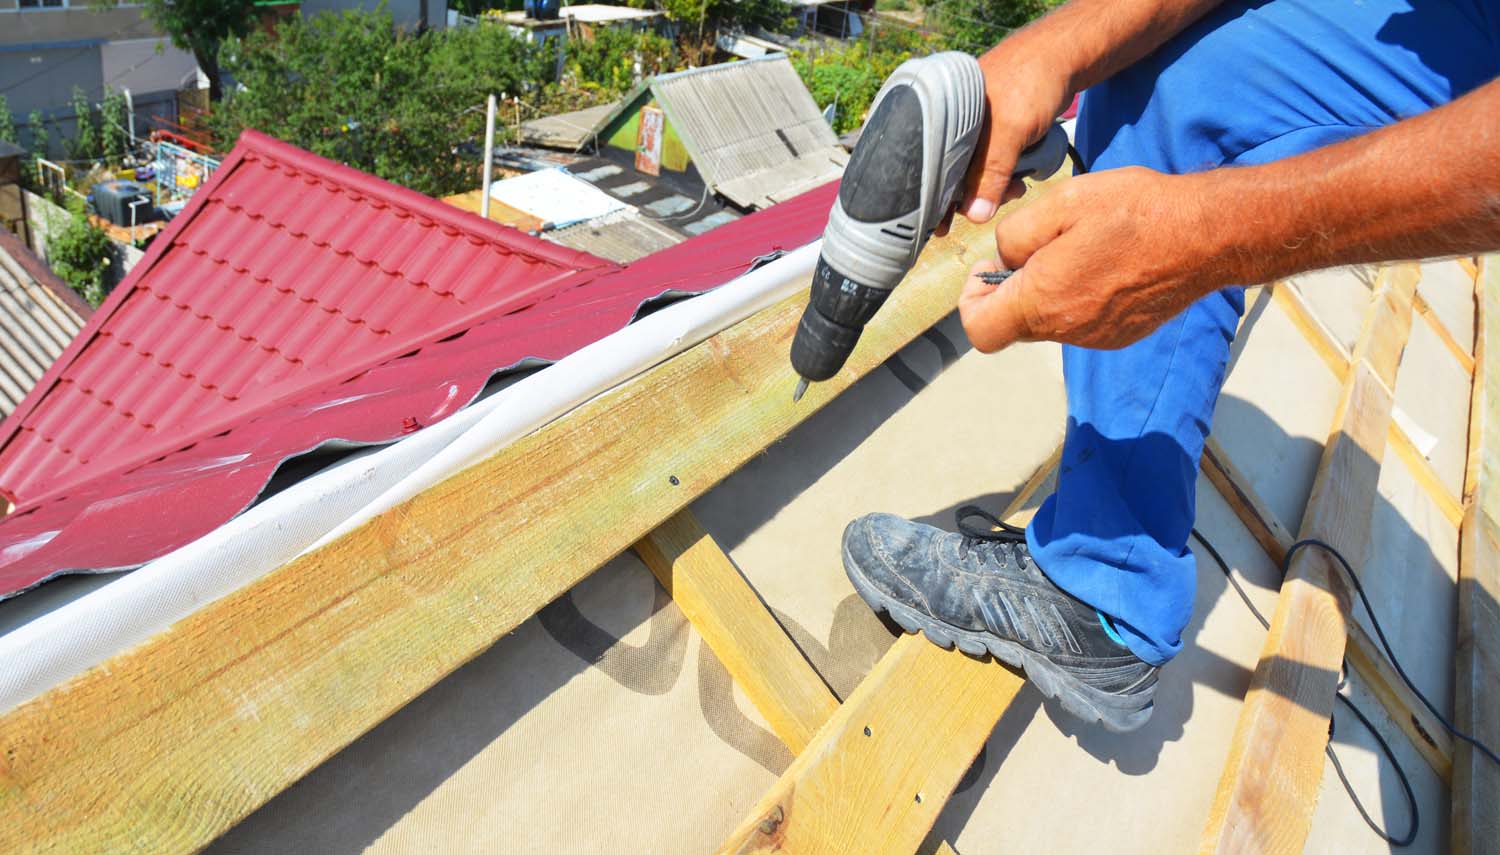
[1453,257,1500,855]
[1201,269,1414,854]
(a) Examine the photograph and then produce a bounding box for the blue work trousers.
[1026,0,1500,664]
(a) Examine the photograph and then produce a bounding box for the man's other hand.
[958,166,1225,352]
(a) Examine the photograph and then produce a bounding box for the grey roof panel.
[0,238,85,417]
[651,55,846,207]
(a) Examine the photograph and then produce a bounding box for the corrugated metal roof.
[545,209,684,263]
[651,55,847,208]
[0,231,86,418]
[0,125,838,597]
[520,102,620,151]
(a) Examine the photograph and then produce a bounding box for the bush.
[793,25,945,134]
[47,196,114,307]
[564,26,675,95]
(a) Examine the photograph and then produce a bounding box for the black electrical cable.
[1287,537,1500,769]
[1188,530,1417,845]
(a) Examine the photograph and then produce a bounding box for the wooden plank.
[1201,360,1395,855]
[0,206,1011,853]
[718,637,1024,855]
[1415,291,1476,375]
[715,452,1060,855]
[1453,254,1500,855]
[1201,268,1415,854]
[635,510,840,753]
[1200,437,1453,779]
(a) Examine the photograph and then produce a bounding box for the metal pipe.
[480,93,497,221]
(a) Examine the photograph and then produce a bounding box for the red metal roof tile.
[0,128,837,595]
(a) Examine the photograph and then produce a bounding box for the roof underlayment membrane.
[0,129,838,597]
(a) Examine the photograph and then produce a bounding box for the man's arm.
[958,78,1500,353]
[959,0,1226,222]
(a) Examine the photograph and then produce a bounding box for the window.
[17,0,69,9]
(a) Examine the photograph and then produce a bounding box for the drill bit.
[792,377,810,403]
[977,268,1014,285]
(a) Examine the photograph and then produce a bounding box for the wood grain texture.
[717,637,1024,855]
[634,513,965,855]
[1453,254,1500,855]
[1200,438,1453,779]
[0,211,1006,854]
[715,450,1061,855]
[1415,291,1477,375]
[635,510,839,753]
[1201,268,1415,855]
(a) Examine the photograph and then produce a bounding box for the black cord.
[1187,530,1418,846]
[1286,538,1500,769]
[1066,142,1088,176]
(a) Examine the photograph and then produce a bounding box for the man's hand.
[958,167,1224,352]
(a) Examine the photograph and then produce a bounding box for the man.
[839,0,1500,732]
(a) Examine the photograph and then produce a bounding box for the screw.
[863,726,872,737]
[668,475,680,486]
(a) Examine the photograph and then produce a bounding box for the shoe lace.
[954,504,1027,562]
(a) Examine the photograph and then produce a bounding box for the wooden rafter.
[1200,268,1416,854]
[713,449,1059,855]
[1453,257,1500,855]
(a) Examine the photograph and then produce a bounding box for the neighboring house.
[498,3,663,43]
[0,1,198,151]
[533,54,847,211]
[300,0,446,30]
[0,226,87,419]
[0,128,837,593]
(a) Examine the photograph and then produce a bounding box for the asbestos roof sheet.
[0,128,837,596]
[519,102,619,151]
[0,231,87,418]
[545,208,685,263]
[649,55,847,208]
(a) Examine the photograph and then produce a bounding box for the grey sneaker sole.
[844,541,1155,734]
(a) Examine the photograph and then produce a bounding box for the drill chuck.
[790,257,893,382]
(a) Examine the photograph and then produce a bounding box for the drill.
[790,51,1069,401]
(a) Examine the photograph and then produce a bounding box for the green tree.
[792,25,943,133]
[26,110,51,188]
[213,10,551,196]
[921,0,1059,54]
[564,27,675,95]
[47,196,114,306]
[102,88,130,162]
[0,96,17,148]
[67,86,101,161]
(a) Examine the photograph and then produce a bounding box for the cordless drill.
[790,51,1069,401]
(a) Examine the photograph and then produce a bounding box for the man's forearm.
[998,0,1226,109]
[1201,79,1500,287]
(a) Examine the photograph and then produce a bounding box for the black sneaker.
[841,506,1158,732]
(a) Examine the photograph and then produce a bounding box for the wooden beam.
[635,510,840,753]
[715,453,1060,855]
[1199,438,1454,780]
[634,508,975,855]
[1200,271,1412,854]
[1414,291,1476,375]
[718,637,1024,855]
[1453,255,1500,855]
[1271,274,1463,526]
[0,210,1008,853]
